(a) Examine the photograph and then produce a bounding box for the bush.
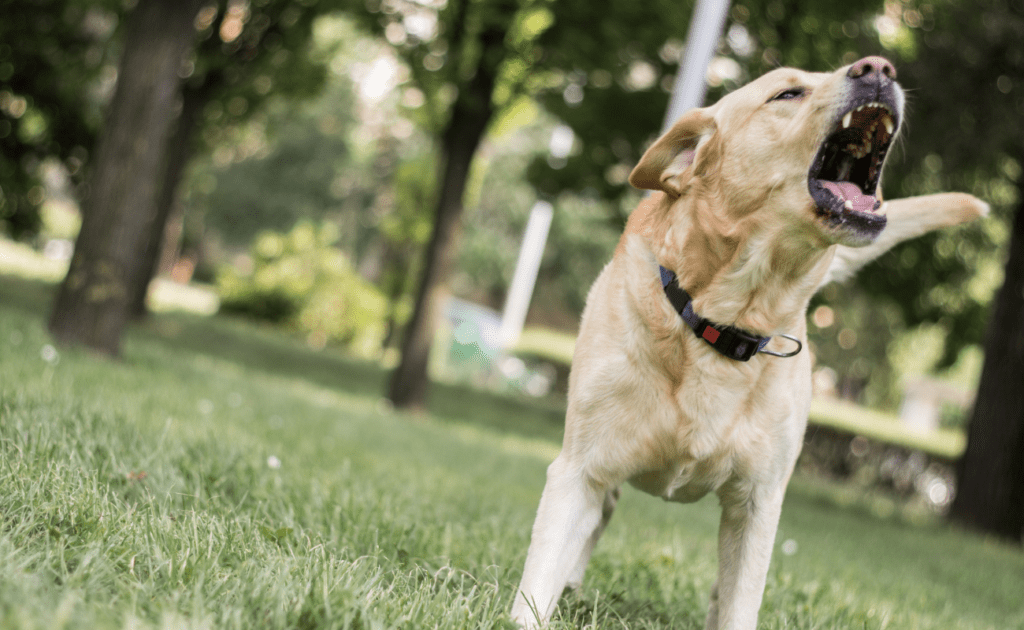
[218,221,389,358]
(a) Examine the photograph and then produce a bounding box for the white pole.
[661,0,732,133]
[498,200,554,349]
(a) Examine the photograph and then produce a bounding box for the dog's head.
[630,57,903,247]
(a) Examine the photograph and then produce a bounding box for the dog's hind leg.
[565,486,620,590]
[512,456,609,628]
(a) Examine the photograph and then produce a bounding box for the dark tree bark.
[48,0,203,355]
[950,196,1024,544]
[128,79,213,320]
[386,16,512,410]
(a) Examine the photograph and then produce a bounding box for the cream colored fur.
[511,59,987,629]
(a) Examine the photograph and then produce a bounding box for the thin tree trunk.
[49,0,202,355]
[128,79,212,320]
[386,103,493,409]
[386,19,511,410]
[949,196,1024,544]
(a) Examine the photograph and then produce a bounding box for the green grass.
[1,276,1022,630]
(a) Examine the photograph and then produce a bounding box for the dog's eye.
[770,87,806,102]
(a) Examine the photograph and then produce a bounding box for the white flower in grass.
[40,344,59,364]
[267,455,282,469]
[781,539,799,556]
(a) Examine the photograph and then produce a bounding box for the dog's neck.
[653,194,834,336]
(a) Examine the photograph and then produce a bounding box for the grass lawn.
[1,275,1021,630]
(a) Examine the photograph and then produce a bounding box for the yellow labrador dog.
[511,57,987,629]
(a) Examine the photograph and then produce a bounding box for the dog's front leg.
[512,455,608,628]
[824,192,989,285]
[565,486,619,590]
[705,483,786,630]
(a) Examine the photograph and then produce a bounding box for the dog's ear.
[629,108,715,196]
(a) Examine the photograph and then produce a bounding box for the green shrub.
[218,221,389,358]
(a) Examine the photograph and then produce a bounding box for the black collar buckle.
[694,321,766,362]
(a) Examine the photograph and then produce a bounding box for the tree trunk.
[128,79,212,320]
[386,101,493,409]
[386,19,511,410]
[48,0,202,355]
[949,197,1024,544]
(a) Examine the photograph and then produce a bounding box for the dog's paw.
[941,192,990,226]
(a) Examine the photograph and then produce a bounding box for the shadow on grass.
[0,275,56,316]
[1,274,566,444]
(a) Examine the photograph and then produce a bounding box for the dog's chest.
[627,368,778,503]
[629,457,733,503]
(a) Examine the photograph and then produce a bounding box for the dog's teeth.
[842,112,852,128]
[844,200,854,210]
[883,116,894,134]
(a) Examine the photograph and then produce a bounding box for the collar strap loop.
[659,266,802,361]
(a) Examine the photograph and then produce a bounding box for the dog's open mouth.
[808,102,897,228]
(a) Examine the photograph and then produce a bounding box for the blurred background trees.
[0,0,1019,540]
[892,0,1024,542]
[352,0,527,409]
[0,0,120,238]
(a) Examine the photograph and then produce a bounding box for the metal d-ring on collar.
[659,265,803,362]
[760,334,804,358]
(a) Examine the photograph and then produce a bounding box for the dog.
[511,57,987,629]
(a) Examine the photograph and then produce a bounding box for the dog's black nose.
[847,56,897,81]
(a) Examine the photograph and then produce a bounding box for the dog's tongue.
[820,181,876,213]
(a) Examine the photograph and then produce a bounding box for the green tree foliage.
[525,0,881,218]
[372,154,436,345]
[452,123,544,307]
[455,120,624,324]
[350,0,548,408]
[182,0,336,169]
[853,0,1020,368]
[353,0,550,134]
[876,0,1024,543]
[802,1,1019,406]
[218,220,390,357]
[197,77,362,248]
[190,0,330,115]
[192,16,435,348]
[0,0,120,238]
[128,0,340,317]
